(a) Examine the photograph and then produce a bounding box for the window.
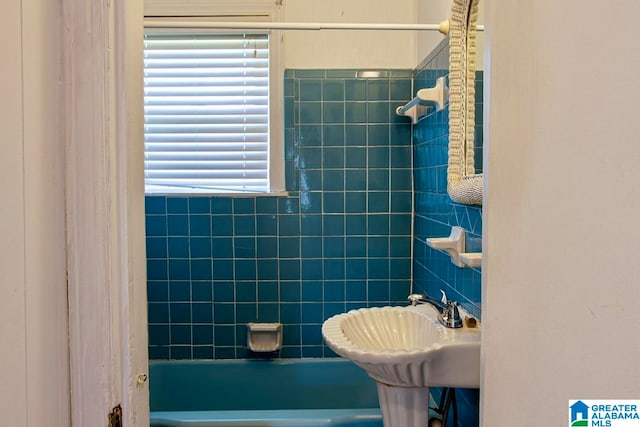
[143,4,284,195]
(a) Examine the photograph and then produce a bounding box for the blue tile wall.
[411,39,483,319]
[411,38,482,426]
[146,69,414,360]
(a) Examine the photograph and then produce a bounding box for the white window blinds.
[143,32,270,194]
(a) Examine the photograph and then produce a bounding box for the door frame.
[63,0,148,424]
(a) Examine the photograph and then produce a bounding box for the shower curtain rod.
[144,19,484,33]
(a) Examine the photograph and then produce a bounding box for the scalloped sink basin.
[321,305,480,388]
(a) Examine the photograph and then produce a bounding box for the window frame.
[143,0,285,196]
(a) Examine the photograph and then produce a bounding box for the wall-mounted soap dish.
[247,322,282,352]
[426,226,482,268]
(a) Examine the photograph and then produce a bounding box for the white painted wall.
[283,0,417,69]
[0,0,70,425]
[482,1,640,424]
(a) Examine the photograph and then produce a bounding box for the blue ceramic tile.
[391,170,412,191]
[256,215,277,236]
[212,259,234,280]
[191,259,212,280]
[168,237,189,258]
[322,170,345,191]
[258,303,279,322]
[279,303,301,324]
[323,103,345,124]
[256,197,277,214]
[189,214,211,236]
[345,214,366,235]
[299,102,322,124]
[345,237,366,257]
[145,196,166,214]
[279,215,300,236]
[147,259,168,281]
[233,198,255,215]
[148,303,169,323]
[302,281,323,302]
[345,280,367,301]
[323,259,345,280]
[257,259,278,281]
[345,80,367,101]
[278,197,300,215]
[299,125,322,147]
[213,281,234,303]
[300,214,322,236]
[234,260,256,280]
[344,170,366,191]
[146,215,167,237]
[368,191,390,213]
[170,303,191,324]
[390,213,411,235]
[213,303,235,324]
[322,148,345,169]
[368,169,390,191]
[345,259,366,280]
[390,79,412,101]
[166,215,187,236]
[368,281,389,302]
[368,215,390,235]
[257,281,278,302]
[367,80,389,101]
[214,325,236,346]
[301,237,323,258]
[191,282,212,302]
[192,303,213,324]
[323,80,344,101]
[299,147,322,168]
[345,102,367,123]
[368,258,389,279]
[279,237,300,258]
[234,215,256,236]
[323,236,345,258]
[323,125,345,146]
[323,192,344,213]
[148,325,169,346]
[389,258,411,279]
[148,281,169,302]
[234,237,256,259]
[299,192,322,214]
[169,281,190,301]
[323,215,344,236]
[299,170,322,191]
[301,325,323,346]
[166,197,188,214]
[345,124,366,145]
[189,198,210,214]
[214,347,236,359]
[301,260,323,281]
[300,79,322,101]
[367,102,390,124]
[390,236,411,257]
[344,192,366,213]
[301,303,323,323]
[212,237,233,258]
[279,259,301,280]
[256,236,277,258]
[211,198,232,214]
[190,237,211,258]
[368,147,389,168]
[146,237,167,259]
[368,125,390,146]
[211,216,233,236]
[345,147,366,168]
[168,259,190,280]
[280,281,301,302]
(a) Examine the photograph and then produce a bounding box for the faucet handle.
[439,289,448,304]
[407,293,425,306]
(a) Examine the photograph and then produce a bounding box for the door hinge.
[108,404,122,427]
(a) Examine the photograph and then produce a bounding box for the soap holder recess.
[247,322,282,352]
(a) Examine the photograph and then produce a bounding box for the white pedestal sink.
[321,305,480,427]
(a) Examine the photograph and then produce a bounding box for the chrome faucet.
[408,290,463,328]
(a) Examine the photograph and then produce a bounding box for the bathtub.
[149,358,382,427]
